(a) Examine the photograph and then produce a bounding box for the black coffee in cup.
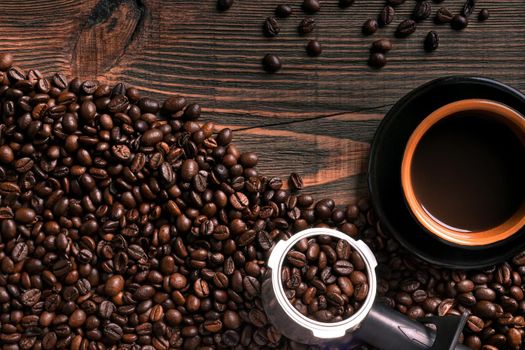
[402,99,525,246]
[410,112,525,232]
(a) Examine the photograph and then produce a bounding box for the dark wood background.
[2,0,524,204]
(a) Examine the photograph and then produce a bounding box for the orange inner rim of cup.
[401,99,525,246]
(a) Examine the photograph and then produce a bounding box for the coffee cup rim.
[401,99,525,246]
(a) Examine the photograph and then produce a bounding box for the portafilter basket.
[262,228,470,350]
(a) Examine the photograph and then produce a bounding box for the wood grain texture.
[0,0,524,203]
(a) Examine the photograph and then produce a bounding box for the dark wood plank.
[0,0,524,203]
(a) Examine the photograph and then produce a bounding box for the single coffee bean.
[371,39,392,53]
[451,15,468,30]
[473,300,498,319]
[217,0,233,11]
[386,0,405,5]
[413,1,432,21]
[467,315,485,333]
[424,31,439,52]
[339,0,355,8]
[305,40,322,57]
[287,250,307,268]
[435,7,453,23]
[0,53,14,70]
[396,19,417,37]
[478,8,489,21]
[263,17,280,37]
[368,53,386,68]
[104,323,123,341]
[298,17,316,35]
[362,18,378,35]
[378,6,395,26]
[105,275,125,297]
[20,289,41,307]
[275,4,293,18]
[302,0,320,14]
[262,54,282,73]
[12,242,29,262]
[462,0,476,17]
[507,328,522,349]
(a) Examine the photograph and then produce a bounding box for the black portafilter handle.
[352,301,470,350]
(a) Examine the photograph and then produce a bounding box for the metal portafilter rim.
[263,228,378,343]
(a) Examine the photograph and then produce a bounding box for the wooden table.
[2,0,524,204]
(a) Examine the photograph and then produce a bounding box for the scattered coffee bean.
[462,0,477,17]
[387,0,406,5]
[339,0,355,8]
[262,54,282,73]
[298,17,316,35]
[217,0,233,11]
[451,14,468,30]
[371,39,393,53]
[424,31,439,52]
[362,18,378,35]
[0,53,14,70]
[378,6,395,26]
[435,7,454,24]
[264,16,280,37]
[302,0,320,14]
[413,1,432,22]
[396,19,417,37]
[275,4,293,18]
[478,8,489,21]
[305,40,323,57]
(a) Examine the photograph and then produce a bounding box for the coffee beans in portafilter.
[0,54,379,350]
[283,236,369,323]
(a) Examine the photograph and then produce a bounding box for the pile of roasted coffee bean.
[0,52,524,350]
[283,235,369,323]
[0,53,369,350]
[217,0,490,71]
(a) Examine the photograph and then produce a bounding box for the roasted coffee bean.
[12,242,29,262]
[387,0,405,5]
[298,17,316,35]
[275,4,293,18]
[287,250,307,268]
[396,19,417,37]
[378,6,395,26]
[339,0,355,8]
[413,1,431,21]
[478,8,489,21]
[263,17,280,37]
[451,14,468,30]
[20,289,41,306]
[305,40,322,57]
[435,7,453,23]
[0,53,13,70]
[368,53,386,68]
[104,323,123,342]
[362,18,378,35]
[262,54,282,73]
[473,300,498,319]
[371,39,392,53]
[462,0,476,17]
[424,31,439,52]
[302,0,320,14]
[467,315,485,333]
[217,0,233,11]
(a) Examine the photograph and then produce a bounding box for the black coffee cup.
[369,77,525,268]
